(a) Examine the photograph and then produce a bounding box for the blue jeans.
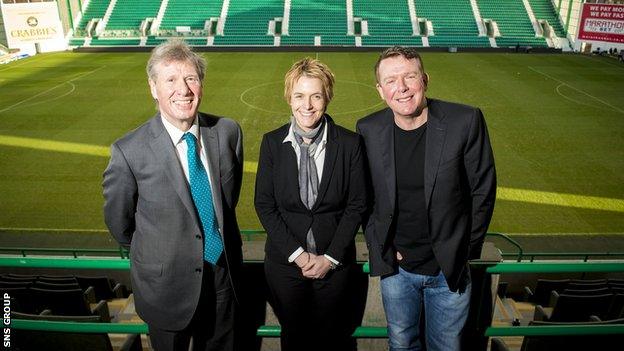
[380,267,471,351]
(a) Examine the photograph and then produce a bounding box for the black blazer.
[255,116,367,265]
[356,99,496,291]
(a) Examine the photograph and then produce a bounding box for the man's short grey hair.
[146,39,207,82]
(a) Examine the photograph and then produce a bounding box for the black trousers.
[264,259,357,351]
[148,259,235,351]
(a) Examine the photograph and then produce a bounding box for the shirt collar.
[161,115,200,145]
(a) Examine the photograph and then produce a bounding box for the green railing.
[500,252,624,262]
[0,257,130,270]
[485,232,524,260]
[0,256,372,273]
[3,231,622,262]
[481,261,624,274]
[3,240,624,341]
[0,247,128,258]
[478,261,624,338]
[486,325,624,337]
[9,319,624,338]
[10,319,388,338]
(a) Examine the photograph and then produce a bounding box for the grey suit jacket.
[103,112,243,330]
[357,98,496,292]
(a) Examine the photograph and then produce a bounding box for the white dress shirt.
[161,115,218,209]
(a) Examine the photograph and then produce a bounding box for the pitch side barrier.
[3,231,624,262]
[73,46,563,54]
[2,257,624,346]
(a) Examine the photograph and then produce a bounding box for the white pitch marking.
[0,66,105,114]
[554,83,604,110]
[528,66,624,114]
[239,79,384,116]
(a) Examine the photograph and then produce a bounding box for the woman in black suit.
[254,58,367,351]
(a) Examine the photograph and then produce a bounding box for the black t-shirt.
[393,122,440,276]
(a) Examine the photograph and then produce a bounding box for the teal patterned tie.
[183,132,223,264]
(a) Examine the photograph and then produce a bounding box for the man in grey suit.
[357,47,496,351]
[103,39,243,351]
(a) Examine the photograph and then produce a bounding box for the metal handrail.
[9,319,388,338]
[0,257,130,270]
[485,232,524,261]
[0,247,128,259]
[485,325,624,337]
[4,257,624,338]
[3,257,624,274]
[500,252,624,262]
[10,319,624,338]
[2,231,622,263]
[480,261,624,274]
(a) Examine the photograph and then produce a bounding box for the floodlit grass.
[0,51,622,234]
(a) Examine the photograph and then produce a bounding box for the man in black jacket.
[356,46,496,351]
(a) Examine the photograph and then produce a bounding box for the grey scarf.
[291,115,326,254]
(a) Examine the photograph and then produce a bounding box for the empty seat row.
[2,286,110,321]
[11,310,142,351]
[534,291,624,322]
[491,317,624,351]
[1,273,128,300]
[524,278,624,306]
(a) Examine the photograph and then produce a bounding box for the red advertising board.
[578,3,624,43]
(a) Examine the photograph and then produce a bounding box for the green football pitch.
[0,51,622,236]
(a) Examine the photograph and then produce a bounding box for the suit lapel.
[379,110,396,208]
[424,100,447,209]
[313,119,338,210]
[199,114,225,235]
[147,115,201,229]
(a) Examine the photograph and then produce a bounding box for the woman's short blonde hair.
[284,58,335,103]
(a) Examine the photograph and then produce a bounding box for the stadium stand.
[89,38,142,46]
[477,0,547,48]
[12,311,143,351]
[533,292,614,322]
[76,0,111,35]
[66,0,570,49]
[2,238,624,350]
[281,0,353,46]
[76,275,127,300]
[159,0,225,31]
[352,0,422,46]
[0,281,32,289]
[37,276,79,284]
[527,0,565,38]
[416,0,491,48]
[523,278,569,306]
[30,287,111,321]
[106,0,162,31]
[1,274,36,282]
[214,0,283,46]
[491,317,624,351]
[1,272,128,324]
[561,287,611,296]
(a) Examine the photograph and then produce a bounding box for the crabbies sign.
[1,1,64,47]
[578,3,624,44]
